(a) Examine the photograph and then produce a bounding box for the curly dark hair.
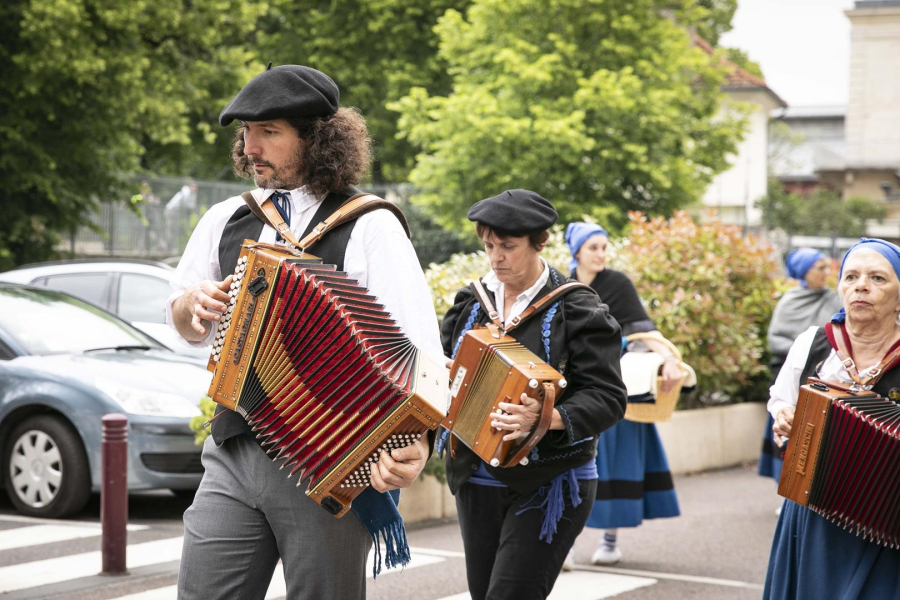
[231,107,372,197]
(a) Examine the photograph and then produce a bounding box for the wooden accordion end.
[206,242,448,518]
[778,378,900,547]
[442,327,566,468]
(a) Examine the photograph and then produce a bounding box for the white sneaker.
[591,545,622,565]
[562,548,575,571]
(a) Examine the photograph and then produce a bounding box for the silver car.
[0,284,211,517]
[0,259,208,360]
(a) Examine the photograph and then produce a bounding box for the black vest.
[210,188,364,444]
[800,327,900,399]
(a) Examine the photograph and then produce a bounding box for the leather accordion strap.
[470,279,504,328]
[240,191,302,249]
[240,191,411,252]
[297,193,411,250]
[468,278,594,334]
[502,382,556,468]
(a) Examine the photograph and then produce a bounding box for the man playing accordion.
[167,64,443,600]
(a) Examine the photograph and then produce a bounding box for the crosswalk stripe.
[108,548,446,599]
[0,525,105,552]
[435,571,657,600]
[0,514,148,531]
[0,536,184,593]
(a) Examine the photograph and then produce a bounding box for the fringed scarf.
[351,487,410,577]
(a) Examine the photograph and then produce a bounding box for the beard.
[251,147,304,190]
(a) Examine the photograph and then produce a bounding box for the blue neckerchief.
[350,487,409,577]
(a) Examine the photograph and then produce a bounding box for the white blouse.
[768,325,882,419]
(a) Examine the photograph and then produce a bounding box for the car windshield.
[0,286,165,355]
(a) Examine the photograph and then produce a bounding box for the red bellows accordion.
[778,378,900,547]
[206,241,448,517]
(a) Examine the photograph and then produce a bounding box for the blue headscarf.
[785,248,825,288]
[831,238,900,324]
[565,223,608,272]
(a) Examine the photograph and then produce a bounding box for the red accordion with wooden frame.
[205,193,448,518]
[778,377,900,547]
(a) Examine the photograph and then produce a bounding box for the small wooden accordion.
[443,326,565,468]
[206,241,448,517]
[778,378,900,547]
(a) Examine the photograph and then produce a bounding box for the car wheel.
[3,415,91,518]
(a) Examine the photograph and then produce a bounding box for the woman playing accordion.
[439,190,627,600]
[764,238,900,600]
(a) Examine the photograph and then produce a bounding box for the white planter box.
[655,402,769,475]
[398,476,457,524]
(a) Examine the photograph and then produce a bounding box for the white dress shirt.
[482,259,551,325]
[165,187,443,363]
[768,325,881,419]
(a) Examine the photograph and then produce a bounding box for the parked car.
[0,283,211,517]
[0,259,209,360]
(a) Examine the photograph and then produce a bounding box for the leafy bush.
[615,211,781,404]
[191,397,216,445]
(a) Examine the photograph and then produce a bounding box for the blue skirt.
[764,500,900,599]
[758,413,784,482]
[585,419,680,529]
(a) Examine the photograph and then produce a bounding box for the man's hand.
[370,436,429,492]
[174,276,233,340]
[773,406,795,447]
[492,393,541,442]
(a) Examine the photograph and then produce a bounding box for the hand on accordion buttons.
[492,393,541,442]
[773,406,795,447]
[369,436,429,492]
[184,275,233,335]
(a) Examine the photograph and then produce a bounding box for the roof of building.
[694,35,788,108]
[854,1,900,8]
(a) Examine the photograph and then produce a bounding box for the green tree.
[757,180,887,238]
[257,0,471,183]
[0,0,264,270]
[694,0,738,46]
[391,0,748,230]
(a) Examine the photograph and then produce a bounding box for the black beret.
[219,65,340,126]
[467,189,558,233]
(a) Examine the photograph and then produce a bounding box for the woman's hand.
[773,407,795,447]
[660,357,683,393]
[492,393,541,441]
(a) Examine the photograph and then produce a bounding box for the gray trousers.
[178,435,372,600]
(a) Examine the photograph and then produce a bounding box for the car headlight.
[96,379,201,418]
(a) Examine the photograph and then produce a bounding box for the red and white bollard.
[101,413,128,575]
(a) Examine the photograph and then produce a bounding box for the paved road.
[0,464,781,599]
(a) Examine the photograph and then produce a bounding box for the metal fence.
[57,178,475,267]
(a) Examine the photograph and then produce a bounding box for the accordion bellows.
[779,379,900,547]
[207,242,447,517]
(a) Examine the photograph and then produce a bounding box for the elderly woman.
[563,223,681,567]
[440,190,626,600]
[759,248,841,482]
[763,238,900,599]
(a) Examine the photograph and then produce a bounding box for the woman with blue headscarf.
[562,223,681,568]
[763,238,900,599]
[759,249,841,483]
